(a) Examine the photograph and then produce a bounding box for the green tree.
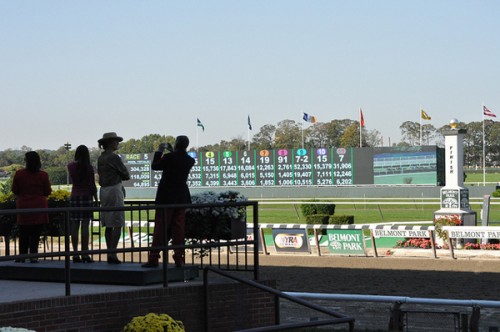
[365,129,383,147]
[119,134,175,154]
[274,119,301,149]
[340,123,363,147]
[252,124,276,150]
[0,149,25,167]
[488,121,500,166]
[400,121,420,146]
[421,124,437,145]
[463,122,483,167]
[222,137,247,151]
[305,122,328,148]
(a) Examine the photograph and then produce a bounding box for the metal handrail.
[0,201,259,295]
[284,292,500,330]
[203,266,355,332]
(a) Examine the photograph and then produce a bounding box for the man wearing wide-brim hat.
[97,132,129,264]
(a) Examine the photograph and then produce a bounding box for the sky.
[1,1,499,151]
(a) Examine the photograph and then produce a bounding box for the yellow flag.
[421,109,431,120]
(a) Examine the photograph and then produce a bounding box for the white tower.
[434,119,476,225]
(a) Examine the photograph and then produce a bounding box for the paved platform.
[0,259,202,304]
[0,260,198,285]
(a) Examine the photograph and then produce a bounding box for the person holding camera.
[142,135,195,268]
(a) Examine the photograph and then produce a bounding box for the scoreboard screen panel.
[186,151,202,187]
[120,153,152,188]
[255,149,275,186]
[312,148,333,186]
[276,149,293,186]
[219,151,238,186]
[332,148,354,186]
[120,146,443,188]
[201,151,220,187]
[293,148,313,186]
[237,150,256,186]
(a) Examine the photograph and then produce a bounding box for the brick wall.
[0,281,276,332]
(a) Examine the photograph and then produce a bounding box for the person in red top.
[12,151,52,263]
[67,145,98,263]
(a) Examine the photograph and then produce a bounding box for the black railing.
[0,200,259,294]
[203,266,355,332]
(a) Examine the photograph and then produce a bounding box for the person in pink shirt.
[67,145,98,263]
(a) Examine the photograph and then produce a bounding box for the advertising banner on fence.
[327,230,365,255]
[271,229,310,253]
[230,228,264,253]
[372,229,431,238]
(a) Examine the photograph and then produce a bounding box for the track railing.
[203,266,355,332]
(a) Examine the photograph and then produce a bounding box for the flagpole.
[301,112,304,148]
[419,105,422,146]
[359,107,362,147]
[196,120,199,152]
[482,102,486,186]
[247,119,250,151]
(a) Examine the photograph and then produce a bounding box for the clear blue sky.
[1,1,498,151]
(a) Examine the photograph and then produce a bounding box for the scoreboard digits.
[333,148,353,185]
[120,146,441,188]
[237,150,256,186]
[256,150,275,186]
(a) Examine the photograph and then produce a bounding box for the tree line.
[0,119,498,185]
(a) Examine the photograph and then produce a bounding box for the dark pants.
[18,224,43,255]
[149,208,186,265]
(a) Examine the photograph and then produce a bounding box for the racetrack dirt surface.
[257,255,500,300]
[254,255,500,330]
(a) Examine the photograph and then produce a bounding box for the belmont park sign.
[372,229,431,238]
[443,226,500,240]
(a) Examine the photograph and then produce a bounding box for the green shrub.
[492,190,500,198]
[329,215,354,225]
[45,167,67,185]
[122,313,185,332]
[300,201,335,217]
[316,203,335,215]
[300,201,318,217]
[305,214,330,225]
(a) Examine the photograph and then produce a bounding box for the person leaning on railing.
[67,145,98,263]
[97,132,130,264]
[11,151,52,263]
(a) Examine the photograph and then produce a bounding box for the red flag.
[360,109,365,127]
[483,105,497,118]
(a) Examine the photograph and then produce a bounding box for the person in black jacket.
[143,135,195,268]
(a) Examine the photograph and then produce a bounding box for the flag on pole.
[197,118,205,131]
[421,109,431,120]
[483,105,497,118]
[302,112,317,123]
[247,115,252,130]
[360,109,365,127]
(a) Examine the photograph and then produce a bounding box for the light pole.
[64,142,71,185]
